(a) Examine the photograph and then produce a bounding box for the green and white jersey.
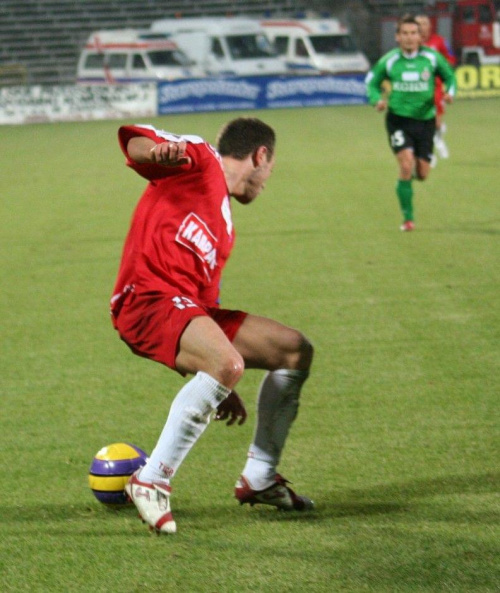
[365,46,456,120]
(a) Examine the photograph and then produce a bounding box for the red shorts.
[112,290,247,372]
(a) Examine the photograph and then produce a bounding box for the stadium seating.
[365,0,425,13]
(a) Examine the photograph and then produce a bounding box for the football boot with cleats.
[125,470,176,534]
[400,220,415,232]
[235,474,314,511]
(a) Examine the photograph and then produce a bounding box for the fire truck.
[426,0,500,66]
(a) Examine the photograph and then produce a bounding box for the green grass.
[1,99,499,592]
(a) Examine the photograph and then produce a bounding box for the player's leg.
[386,113,416,230]
[141,316,244,485]
[233,314,313,371]
[414,118,435,182]
[395,148,416,230]
[121,300,244,533]
[176,315,245,385]
[414,157,431,181]
[230,314,314,510]
[433,90,449,158]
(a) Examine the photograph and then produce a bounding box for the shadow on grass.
[0,502,138,524]
[316,471,500,522]
[3,472,498,529]
[341,471,499,501]
[426,217,500,235]
[239,471,500,525]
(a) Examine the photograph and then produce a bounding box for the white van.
[77,29,203,84]
[150,17,288,76]
[261,19,370,75]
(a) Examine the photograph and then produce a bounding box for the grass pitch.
[0,99,499,592]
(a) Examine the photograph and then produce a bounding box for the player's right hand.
[150,140,192,166]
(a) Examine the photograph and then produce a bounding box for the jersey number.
[390,130,405,148]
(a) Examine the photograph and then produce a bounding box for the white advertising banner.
[0,83,157,125]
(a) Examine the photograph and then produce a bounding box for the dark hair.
[397,13,419,32]
[216,117,276,161]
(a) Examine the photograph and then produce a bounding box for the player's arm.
[436,52,456,103]
[365,59,388,110]
[437,36,456,66]
[127,136,191,166]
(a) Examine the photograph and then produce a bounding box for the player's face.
[396,23,421,53]
[416,17,431,42]
[235,153,275,204]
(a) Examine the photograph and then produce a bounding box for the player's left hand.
[215,390,247,426]
[443,93,453,104]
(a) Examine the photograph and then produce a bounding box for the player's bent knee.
[213,352,245,389]
[286,331,314,371]
[299,334,314,369]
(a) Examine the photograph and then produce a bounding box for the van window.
[84,53,105,68]
[309,35,357,54]
[148,50,192,66]
[108,54,127,69]
[226,34,276,59]
[132,54,147,69]
[212,38,225,59]
[273,36,289,55]
[295,39,310,57]
[256,33,276,56]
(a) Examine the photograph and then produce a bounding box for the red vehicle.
[428,0,500,65]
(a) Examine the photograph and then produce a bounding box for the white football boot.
[125,470,176,534]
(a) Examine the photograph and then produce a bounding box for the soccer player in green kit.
[365,14,456,231]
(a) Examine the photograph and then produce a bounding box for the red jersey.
[424,33,456,111]
[425,33,456,66]
[111,124,235,316]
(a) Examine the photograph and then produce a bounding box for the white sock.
[242,369,309,491]
[140,371,230,484]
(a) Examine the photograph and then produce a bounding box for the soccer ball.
[88,442,148,505]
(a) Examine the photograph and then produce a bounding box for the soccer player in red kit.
[111,118,314,534]
[416,15,456,161]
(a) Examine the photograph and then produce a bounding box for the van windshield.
[148,50,194,67]
[309,34,358,55]
[226,34,277,60]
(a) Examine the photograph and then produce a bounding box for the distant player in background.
[365,14,456,231]
[416,14,456,162]
[110,117,314,534]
